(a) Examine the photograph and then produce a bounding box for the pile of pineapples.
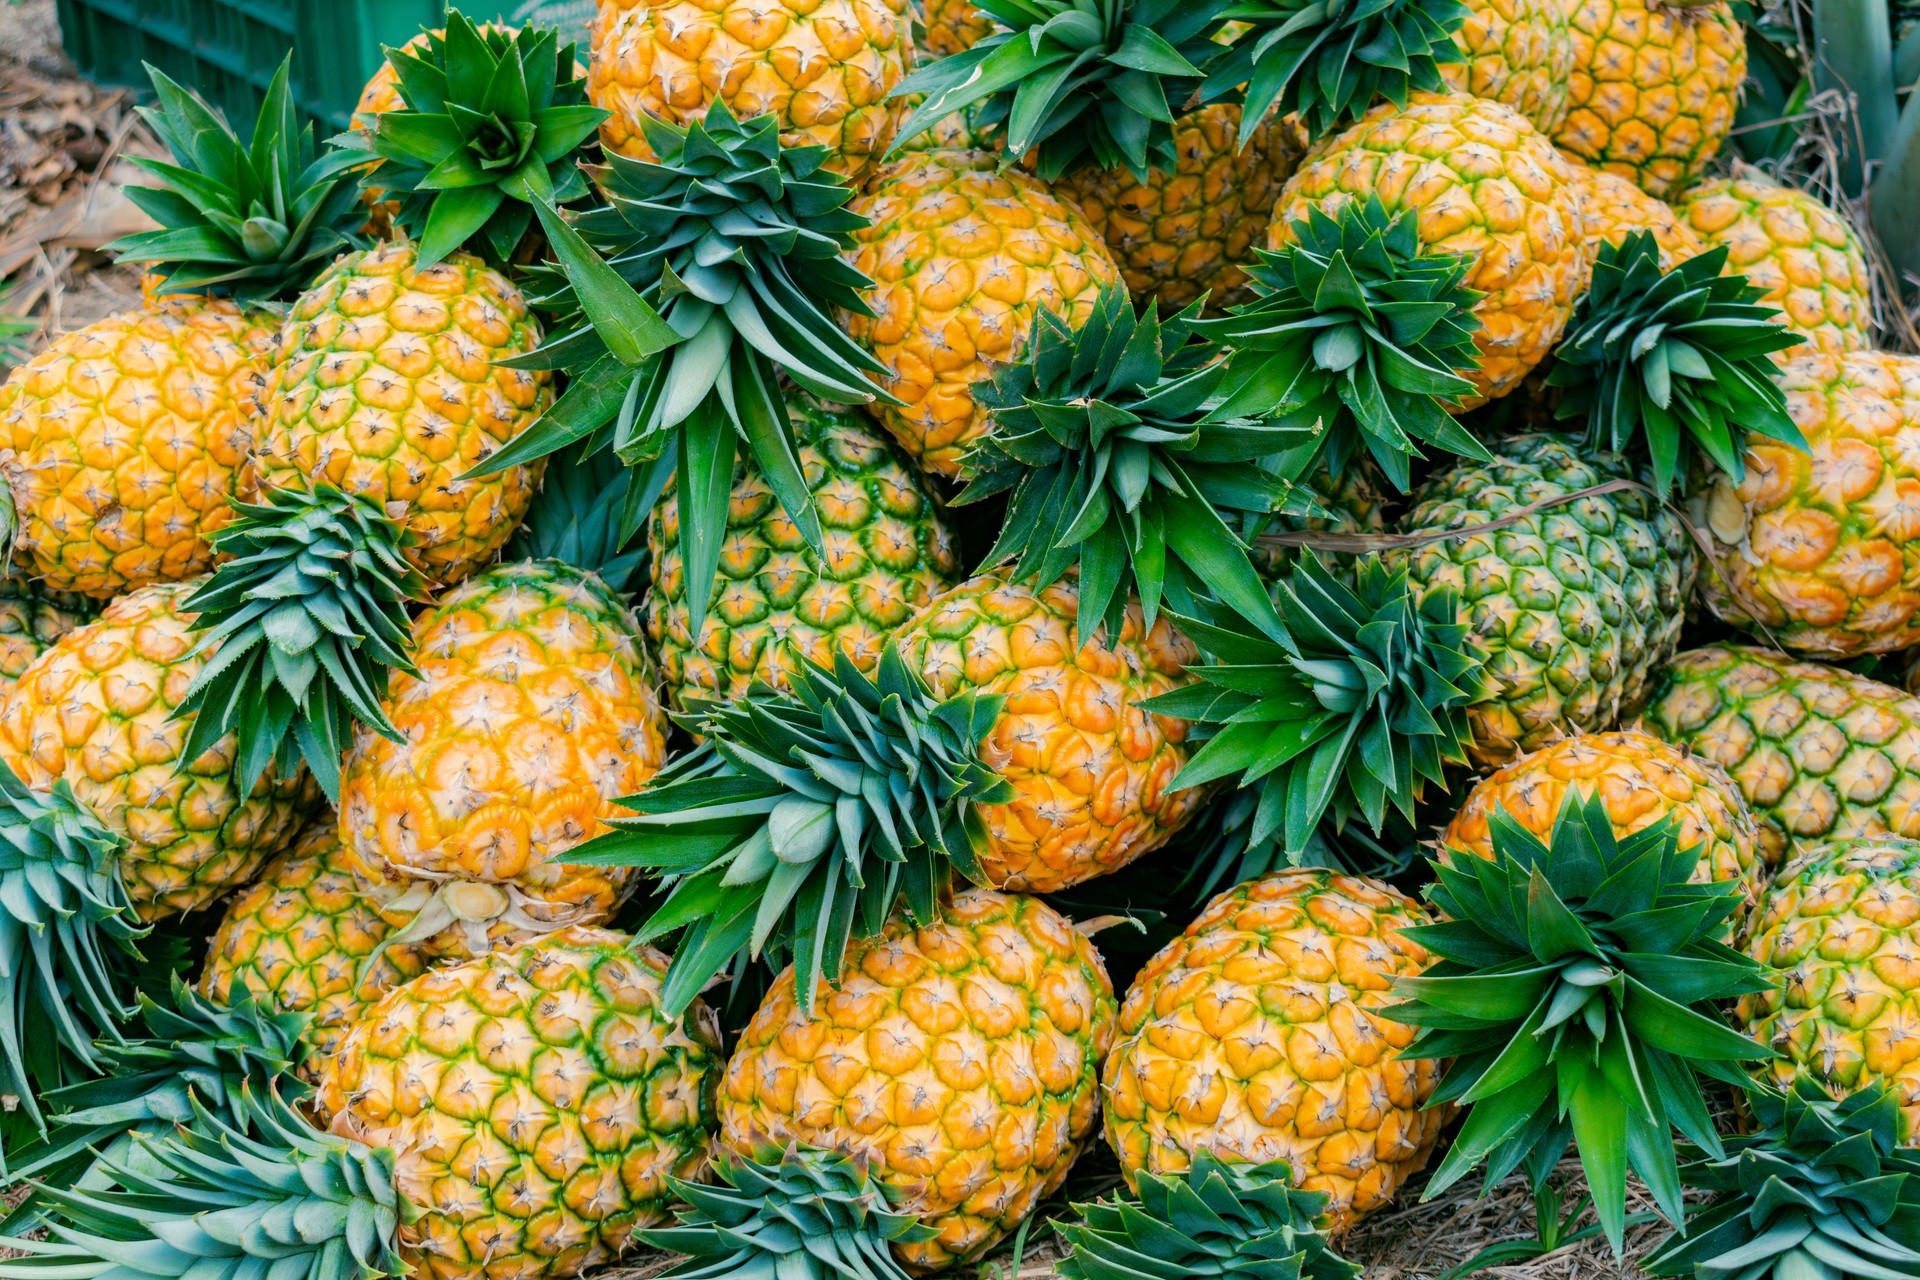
[0,0,1917,1276]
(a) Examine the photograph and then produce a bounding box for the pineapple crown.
[179,483,423,803]
[959,288,1306,645]
[1196,197,1487,493]
[338,12,606,268]
[0,977,307,1230]
[1198,0,1469,145]
[1544,232,1808,497]
[1646,1078,1920,1280]
[1169,784,1424,904]
[500,437,650,594]
[641,1145,936,1280]
[891,0,1224,181]
[1387,794,1772,1254]
[0,1085,411,1280]
[0,769,145,1141]
[1141,553,1482,859]
[475,100,893,641]
[1058,1152,1360,1280]
[568,646,1013,1018]
[106,60,366,306]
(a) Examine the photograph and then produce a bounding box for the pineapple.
[1103,869,1447,1232]
[0,579,316,920]
[1643,645,1920,865]
[896,571,1204,893]
[645,398,959,711]
[1553,0,1746,198]
[1396,433,1694,765]
[1441,0,1577,133]
[198,817,427,1072]
[0,572,93,700]
[920,0,994,53]
[1564,152,1706,266]
[587,0,912,182]
[339,560,670,959]
[1692,352,1920,657]
[717,887,1116,1272]
[1737,837,1920,1139]
[1249,459,1390,580]
[1678,171,1876,356]
[1054,104,1304,310]
[843,149,1120,479]
[1440,730,1769,912]
[1269,92,1587,406]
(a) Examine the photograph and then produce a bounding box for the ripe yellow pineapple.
[895,571,1204,892]
[199,817,427,1072]
[339,560,670,959]
[1103,868,1448,1232]
[842,150,1120,478]
[1679,171,1875,356]
[0,300,274,597]
[587,0,913,182]
[316,926,724,1277]
[920,0,994,53]
[645,397,959,711]
[1564,151,1706,266]
[1055,104,1303,310]
[1442,730,1769,911]
[247,241,550,586]
[0,573,92,701]
[720,888,1115,1272]
[1441,0,1577,133]
[1270,92,1587,405]
[0,579,316,919]
[1693,352,1920,656]
[1554,0,1746,198]
[1738,837,1920,1137]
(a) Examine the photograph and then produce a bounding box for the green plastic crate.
[55,0,596,135]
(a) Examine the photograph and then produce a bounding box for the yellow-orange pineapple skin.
[1441,0,1577,133]
[895,572,1203,892]
[1103,869,1447,1232]
[1270,92,1586,406]
[1054,104,1302,311]
[0,574,93,702]
[0,580,316,919]
[1442,730,1769,912]
[1553,0,1746,199]
[588,0,911,183]
[919,0,994,53]
[720,889,1115,1273]
[340,561,669,960]
[318,926,723,1280]
[1564,151,1706,267]
[843,150,1120,479]
[249,243,548,586]
[0,300,274,597]
[1679,172,1874,356]
[1737,837,1920,1138]
[1693,352,1920,657]
[199,818,427,1073]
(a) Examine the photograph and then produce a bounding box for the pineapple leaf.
[501,437,650,592]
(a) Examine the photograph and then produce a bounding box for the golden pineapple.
[248,241,549,586]
[1103,869,1447,1232]
[1643,645,1920,865]
[587,0,913,182]
[720,888,1115,1272]
[1270,92,1587,406]
[1055,104,1303,310]
[1564,151,1706,267]
[919,0,995,53]
[1441,0,1577,133]
[895,571,1203,892]
[0,300,274,597]
[1553,0,1746,198]
[1737,837,1920,1137]
[1441,730,1769,912]
[842,150,1120,479]
[0,579,316,919]
[339,560,670,959]
[645,397,958,711]
[1679,171,1875,356]
[316,925,724,1278]
[0,573,93,701]
[199,817,427,1072]
[1693,352,1920,657]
